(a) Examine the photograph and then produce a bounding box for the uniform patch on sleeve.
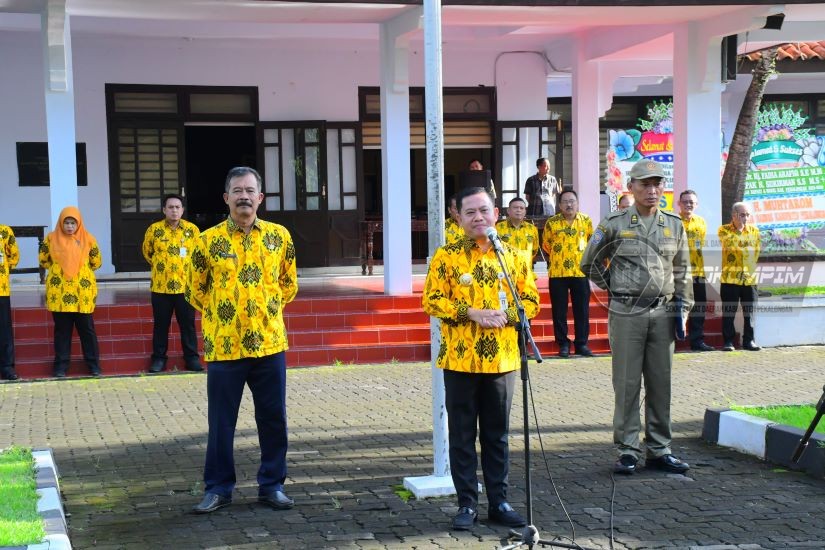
[592,228,605,244]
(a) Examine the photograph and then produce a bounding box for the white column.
[571,43,607,223]
[673,22,724,233]
[402,0,455,500]
[379,22,412,296]
[42,0,78,226]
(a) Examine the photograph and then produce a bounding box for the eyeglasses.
[560,199,577,205]
[680,200,696,205]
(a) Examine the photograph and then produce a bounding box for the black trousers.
[688,277,708,347]
[53,311,99,374]
[0,296,13,370]
[720,283,757,346]
[549,276,591,347]
[151,292,198,361]
[443,369,515,509]
[204,353,288,497]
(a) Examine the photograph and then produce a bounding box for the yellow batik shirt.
[0,225,20,297]
[186,217,298,362]
[718,223,761,286]
[423,239,540,374]
[39,235,101,313]
[681,214,707,279]
[445,218,465,245]
[495,219,539,261]
[142,219,201,294]
[541,213,593,278]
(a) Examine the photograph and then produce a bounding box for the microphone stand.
[489,239,596,550]
[792,385,825,463]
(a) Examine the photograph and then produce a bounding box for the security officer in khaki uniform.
[580,159,693,475]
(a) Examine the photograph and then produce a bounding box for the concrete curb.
[23,449,71,550]
[703,407,825,479]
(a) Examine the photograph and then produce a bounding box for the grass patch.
[392,484,414,503]
[762,285,825,296]
[0,446,45,547]
[731,404,825,434]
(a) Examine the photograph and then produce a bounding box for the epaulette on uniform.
[606,209,627,220]
[661,209,682,221]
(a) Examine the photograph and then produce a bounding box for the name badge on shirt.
[179,247,187,258]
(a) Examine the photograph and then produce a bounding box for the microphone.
[484,226,504,252]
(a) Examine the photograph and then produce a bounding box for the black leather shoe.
[646,454,690,474]
[258,490,294,510]
[54,370,67,379]
[149,358,166,373]
[1,368,18,381]
[613,454,637,475]
[558,344,570,358]
[488,502,527,527]
[193,492,231,514]
[691,342,716,352]
[185,360,204,372]
[743,341,762,351]
[721,342,735,352]
[575,344,593,357]
[452,506,478,530]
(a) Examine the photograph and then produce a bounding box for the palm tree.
[720,46,779,217]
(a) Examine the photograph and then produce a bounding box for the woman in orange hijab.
[39,206,102,377]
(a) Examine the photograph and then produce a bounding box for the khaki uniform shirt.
[718,223,760,286]
[142,219,201,294]
[680,214,707,279]
[186,217,298,362]
[39,235,102,313]
[542,213,593,278]
[580,206,693,307]
[422,238,540,374]
[495,219,539,261]
[0,225,20,297]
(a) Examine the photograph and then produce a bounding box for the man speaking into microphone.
[423,186,539,531]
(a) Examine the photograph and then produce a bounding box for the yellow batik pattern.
[541,213,593,278]
[422,240,539,374]
[445,218,465,245]
[142,219,201,294]
[39,235,101,313]
[495,219,539,261]
[681,214,707,279]
[186,217,298,362]
[0,225,20,297]
[718,223,761,286]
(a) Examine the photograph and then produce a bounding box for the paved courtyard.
[2,347,825,549]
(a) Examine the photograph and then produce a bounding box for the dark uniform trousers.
[609,301,674,460]
[443,369,515,509]
[0,296,14,370]
[151,292,198,362]
[720,283,757,345]
[53,312,99,374]
[688,277,708,347]
[204,352,288,498]
[549,276,590,348]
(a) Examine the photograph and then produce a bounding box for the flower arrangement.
[761,226,822,254]
[638,100,673,135]
[753,104,812,145]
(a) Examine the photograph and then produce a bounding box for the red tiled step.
[8,289,724,380]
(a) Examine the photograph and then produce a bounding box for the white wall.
[0,30,504,274]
